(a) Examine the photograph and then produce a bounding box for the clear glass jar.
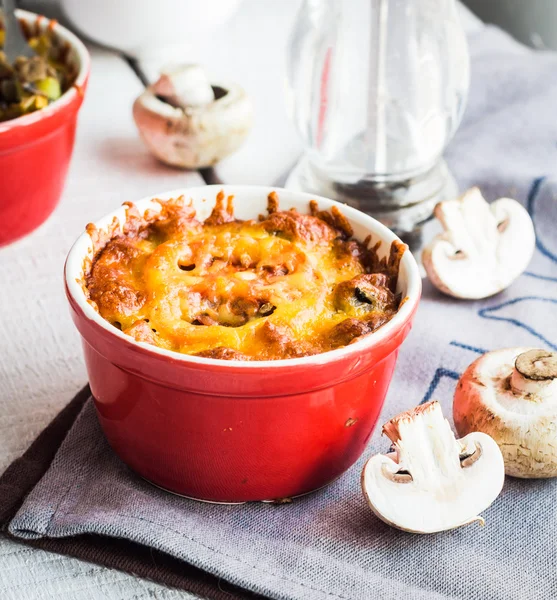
[285,0,469,241]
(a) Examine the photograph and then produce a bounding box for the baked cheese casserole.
[85,191,406,361]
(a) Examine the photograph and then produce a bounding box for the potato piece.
[35,76,61,100]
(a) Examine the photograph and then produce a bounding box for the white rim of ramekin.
[0,10,90,134]
[65,185,422,369]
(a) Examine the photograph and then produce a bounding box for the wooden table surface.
[0,2,481,598]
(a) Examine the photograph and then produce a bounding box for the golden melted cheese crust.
[85,191,405,360]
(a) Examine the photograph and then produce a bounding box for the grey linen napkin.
[8,26,557,600]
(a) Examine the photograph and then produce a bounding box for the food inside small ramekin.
[83,190,406,361]
[0,17,77,122]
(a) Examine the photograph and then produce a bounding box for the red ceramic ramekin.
[65,186,421,503]
[0,10,90,247]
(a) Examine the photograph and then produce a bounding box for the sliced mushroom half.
[454,347,557,478]
[361,400,505,533]
[133,64,253,169]
[422,188,535,299]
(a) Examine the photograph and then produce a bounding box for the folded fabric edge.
[4,531,262,600]
[0,385,91,526]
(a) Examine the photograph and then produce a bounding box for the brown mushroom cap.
[133,79,252,169]
[454,347,557,478]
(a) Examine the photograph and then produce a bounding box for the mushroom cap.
[422,188,536,299]
[362,401,505,533]
[133,80,253,169]
[454,347,557,478]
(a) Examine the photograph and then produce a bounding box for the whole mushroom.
[133,64,253,169]
[454,347,557,478]
[422,188,536,299]
[361,400,505,533]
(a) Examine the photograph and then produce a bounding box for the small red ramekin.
[65,186,421,503]
[0,10,90,247]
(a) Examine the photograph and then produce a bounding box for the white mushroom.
[422,187,535,299]
[361,400,504,533]
[454,347,557,478]
[133,64,252,169]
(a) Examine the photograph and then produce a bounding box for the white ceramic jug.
[60,0,243,60]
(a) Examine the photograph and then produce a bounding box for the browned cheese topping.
[85,191,406,360]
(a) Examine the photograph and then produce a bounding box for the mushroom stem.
[383,402,464,485]
[510,349,557,399]
[154,64,214,108]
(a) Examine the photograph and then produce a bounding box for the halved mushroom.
[422,188,535,299]
[133,64,253,169]
[361,400,504,533]
[454,347,557,478]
